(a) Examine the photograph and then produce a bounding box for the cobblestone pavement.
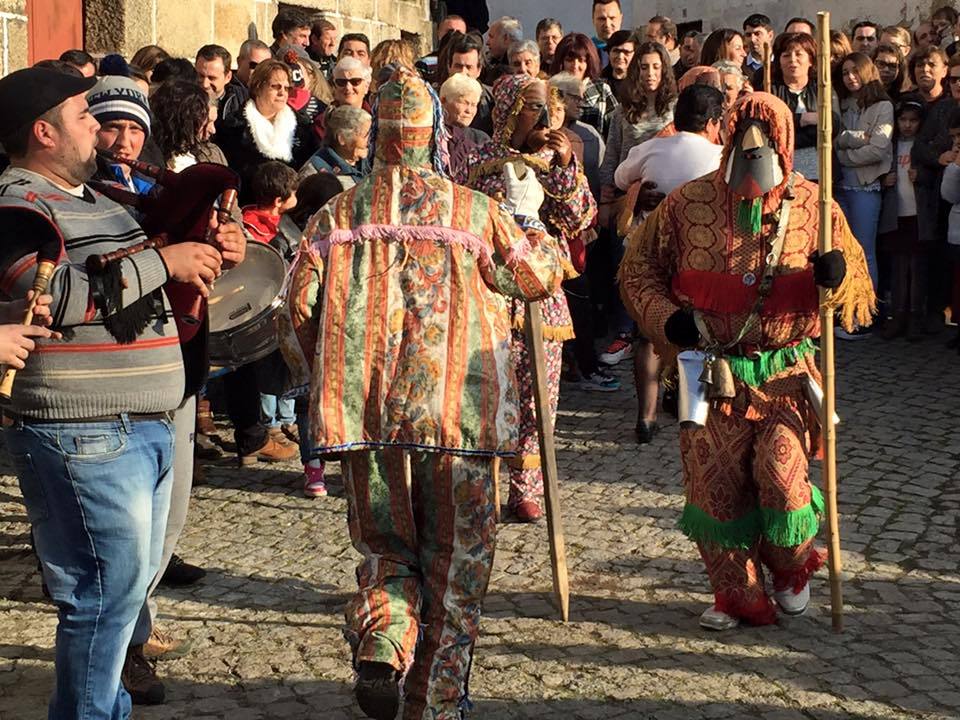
[2,335,959,720]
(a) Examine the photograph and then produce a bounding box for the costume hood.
[490,73,562,148]
[370,68,449,174]
[720,92,794,185]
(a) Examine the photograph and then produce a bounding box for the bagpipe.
[89,151,288,384]
[87,150,240,344]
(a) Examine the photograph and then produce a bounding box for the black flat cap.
[0,67,96,141]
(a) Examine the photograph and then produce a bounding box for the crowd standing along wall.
[0,0,431,75]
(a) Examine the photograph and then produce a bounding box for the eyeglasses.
[875,60,899,70]
[334,76,365,88]
[948,75,960,84]
[268,82,291,93]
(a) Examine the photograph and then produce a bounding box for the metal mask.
[724,119,783,199]
[535,101,552,130]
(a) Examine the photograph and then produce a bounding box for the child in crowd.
[938,107,960,350]
[879,100,924,340]
[241,162,300,458]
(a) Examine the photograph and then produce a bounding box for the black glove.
[811,250,846,289]
[664,309,701,348]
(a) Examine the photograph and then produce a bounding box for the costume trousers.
[507,332,562,511]
[678,404,824,625]
[342,449,496,720]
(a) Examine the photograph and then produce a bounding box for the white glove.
[503,161,545,220]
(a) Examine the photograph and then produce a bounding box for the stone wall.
[0,0,27,76]
[0,0,431,76]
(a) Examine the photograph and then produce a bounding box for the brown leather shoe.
[196,398,218,437]
[143,625,194,661]
[122,645,165,705]
[240,436,299,466]
[281,423,300,445]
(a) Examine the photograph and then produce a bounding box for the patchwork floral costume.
[457,74,597,512]
[281,72,563,717]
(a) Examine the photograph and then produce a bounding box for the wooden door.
[26,0,84,64]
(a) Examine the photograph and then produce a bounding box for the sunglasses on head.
[334,77,365,88]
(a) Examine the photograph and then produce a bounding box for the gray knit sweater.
[0,167,185,419]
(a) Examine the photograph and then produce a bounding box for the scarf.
[243,99,298,162]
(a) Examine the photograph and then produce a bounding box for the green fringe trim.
[677,503,761,549]
[727,338,816,388]
[760,484,825,547]
[736,197,763,235]
[678,485,824,550]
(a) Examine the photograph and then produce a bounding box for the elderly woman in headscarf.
[457,72,597,522]
[280,68,564,720]
[619,92,874,631]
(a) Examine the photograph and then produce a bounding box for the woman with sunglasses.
[216,59,316,204]
[311,56,373,146]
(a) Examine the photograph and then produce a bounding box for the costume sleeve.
[822,200,876,332]
[0,207,169,327]
[617,202,680,356]
[598,108,622,187]
[538,155,597,239]
[482,204,563,300]
[277,236,325,387]
[837,102,893,168]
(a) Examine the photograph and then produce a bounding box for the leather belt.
[2,411,174,426]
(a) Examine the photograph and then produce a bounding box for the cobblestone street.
[2,336,959,720]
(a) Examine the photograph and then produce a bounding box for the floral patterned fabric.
[280,73,564,458]
[342,448,496,719]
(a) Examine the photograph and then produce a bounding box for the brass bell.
[711,357,737,399]
[698,356,714,387]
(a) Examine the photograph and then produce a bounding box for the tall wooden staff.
[762,41,772,93]
[816,11,844,633]
[524,301,571,622]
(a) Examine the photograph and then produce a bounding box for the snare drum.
[207,241,286,368]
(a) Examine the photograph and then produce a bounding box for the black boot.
[355,661,399,720]
[159,554,206,587]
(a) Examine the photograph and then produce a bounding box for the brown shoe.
[196,398,218,437]
[122,645,165,705]
[240,436,299,465]
[143,625,194,661]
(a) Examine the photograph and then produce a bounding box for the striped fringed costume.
[458,73,597,512]
[620,93,875,626]
[279,71,563,719]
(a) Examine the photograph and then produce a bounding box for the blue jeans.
[5,416,174,720]
[259,393,295,428]
[838,187,881,290]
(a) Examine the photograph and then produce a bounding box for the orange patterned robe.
[620,93,874,625]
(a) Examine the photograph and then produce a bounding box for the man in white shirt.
[615,84,725,207]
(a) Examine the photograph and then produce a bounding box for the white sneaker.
[699,605,740,631]
[774,582,810,616]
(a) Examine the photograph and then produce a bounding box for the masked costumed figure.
[280,70,563,719]
[620,93,875,630]
[457,73,597,521]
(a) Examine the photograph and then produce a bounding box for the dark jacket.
[908,92,956,245]
[216,77,249,134]
[215,106,317,205]
[471,84,494,137]
[300,145,370,188]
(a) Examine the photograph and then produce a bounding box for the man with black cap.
[0,66,244,718]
